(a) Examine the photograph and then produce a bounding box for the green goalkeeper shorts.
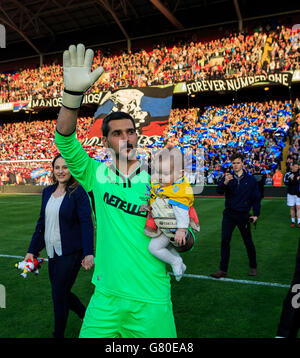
[79,289,177,338]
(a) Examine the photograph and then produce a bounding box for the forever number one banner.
[186,72,293,95]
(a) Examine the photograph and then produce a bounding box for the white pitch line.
[0,254,289,288]
[184,273,289,288]
[169,272,290,288]
[196,198,285,201]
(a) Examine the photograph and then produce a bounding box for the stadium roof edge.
[1,0,300,65]
[1,7,300,67]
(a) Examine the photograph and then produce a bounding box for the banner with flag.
[86,86,174,145]
[13,100,30,112]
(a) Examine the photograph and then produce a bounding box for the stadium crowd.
[1,12,300,340]
[164,100,293,184]
[0,116,96,185]
[286,104,300,171]
[0,22,299,186]
[0,25,299,102]
[0,99,297,185]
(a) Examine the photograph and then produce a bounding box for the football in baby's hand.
[169,230,195,253]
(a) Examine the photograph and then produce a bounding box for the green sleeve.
[55,130,98,192]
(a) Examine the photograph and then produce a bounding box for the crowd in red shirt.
[0,25,299,103]
[0,24,299,185]
[0,99,299,185]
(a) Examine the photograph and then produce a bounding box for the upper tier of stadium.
[0,24,299,103]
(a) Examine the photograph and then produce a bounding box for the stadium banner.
[0,102,13,111]
[30,93,103,108]
[85,86,174,146]
[186,72,293,95]
[173,82,187,93]
[293,69,300,82]
[13,100,30,112]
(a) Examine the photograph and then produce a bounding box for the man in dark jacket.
[211,152,261,278]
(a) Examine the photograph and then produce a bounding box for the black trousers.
[219,209,257,272]
[48,250,86,338]
[277,239,300,338]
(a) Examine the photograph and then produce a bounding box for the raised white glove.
[62,43,104,109]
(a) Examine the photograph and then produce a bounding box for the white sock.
[174,262,187,282]
[292,217,295,223]
[297,218,300,224]
[172,258,184,280]
[148,234,186,281]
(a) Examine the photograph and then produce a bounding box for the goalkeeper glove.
[62,43,104,109]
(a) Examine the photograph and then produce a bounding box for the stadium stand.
[0,99,297,186]
[0,16,299,187]
[2,0,300,340]
[0,25,299,102]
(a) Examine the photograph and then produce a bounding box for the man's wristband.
[62,89,84,110]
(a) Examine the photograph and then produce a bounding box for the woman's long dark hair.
[51,154,79,196]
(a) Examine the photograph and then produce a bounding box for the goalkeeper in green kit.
[55,44,177,338]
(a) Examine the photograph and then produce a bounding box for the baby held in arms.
[140,147,200,281]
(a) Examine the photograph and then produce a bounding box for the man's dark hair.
[101,111,136,137]
[230,152,244,162]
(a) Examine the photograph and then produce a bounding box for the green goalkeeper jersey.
[55,131,171,304]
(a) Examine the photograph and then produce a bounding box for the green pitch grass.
[0,194,299,338]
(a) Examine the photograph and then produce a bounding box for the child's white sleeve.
[173,205,190,228]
